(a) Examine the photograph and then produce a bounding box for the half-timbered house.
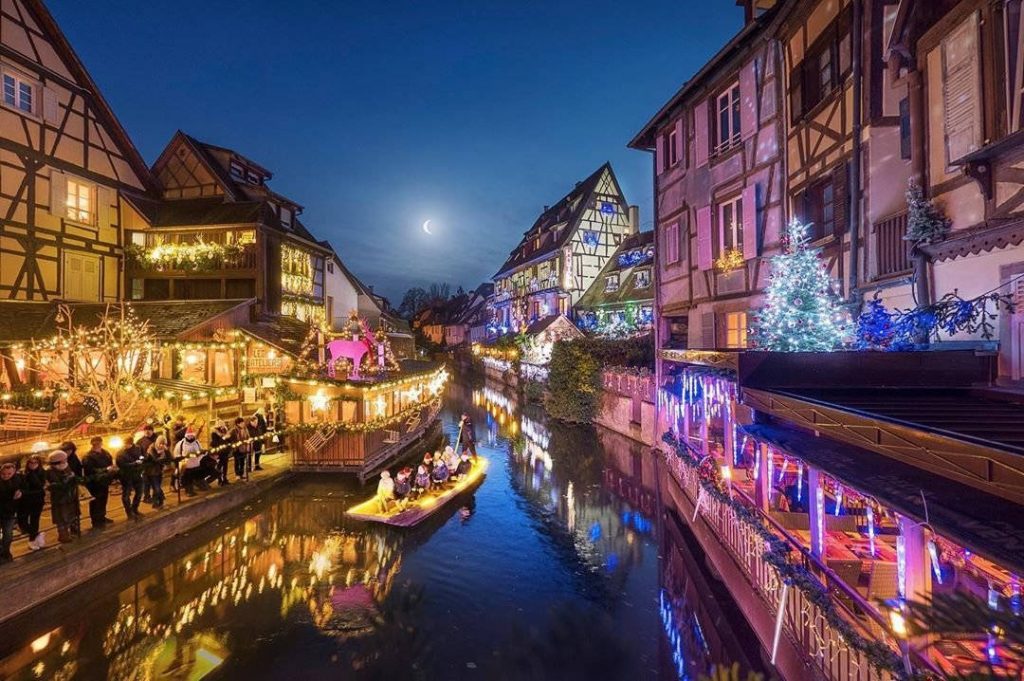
[884,0,1024,382]
[574,230,655,337]
[491,163,638,333]
[0,0,154,304]
[124,131,330,322]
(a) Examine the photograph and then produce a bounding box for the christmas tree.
[749,220,847,351]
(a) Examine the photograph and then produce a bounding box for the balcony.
[127,229,258,275]
[873,211,912,279]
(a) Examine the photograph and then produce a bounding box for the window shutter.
[694,99,710,167]
[48,170,66,218]
[832,163,849,236]
[942,12,982,163]
[739,60,758,140]
[701,312,717,349]
[656,133,666,175]
[675,118,685,166]
[42,87,59,125]
[742,184,759,260]
[97,186,113,230]
[696,206,713,271]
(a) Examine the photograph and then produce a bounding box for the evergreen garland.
[904,180,951,245]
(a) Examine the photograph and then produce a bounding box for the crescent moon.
[422,219,433,235]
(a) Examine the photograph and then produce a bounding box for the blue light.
[582,230,599,247]
[600,201,616,215]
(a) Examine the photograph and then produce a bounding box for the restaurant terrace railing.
[664,443,913,681]
[873,211,912,279]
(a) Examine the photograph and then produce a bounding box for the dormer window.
[229,161,245,180]
[246,170,260,185]
[634,269,651,289]
[281,207,293,229]
[604,274,619,292]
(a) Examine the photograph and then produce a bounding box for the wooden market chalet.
[491,162,640,334]
[0,0,442,478]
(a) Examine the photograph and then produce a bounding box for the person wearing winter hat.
[46,451,81,543]
[16,455,46,550]
[210,421,231,486]
[145,436,174,510]
[175,426,204,496]
[0,463,23,562]
[58,441,83,478]
[81,436,114,528]
[376,470,395,513]
[115,435,146,518]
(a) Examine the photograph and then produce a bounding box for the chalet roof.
[628,1,787,149]
[319,241,377,299]
[0,299,252,344]
[575,230,655,310]
[238,315,311,358]
[23,1,157,192]
[494,163,619,278]
[123,195,265,227]
[524,314,563,336]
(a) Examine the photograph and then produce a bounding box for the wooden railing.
[665,450,900,681]
[132,230,259,272]
[874,211,912,279]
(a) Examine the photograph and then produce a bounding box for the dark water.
[0,374,765,680]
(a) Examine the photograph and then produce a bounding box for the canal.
[0,374,767,681]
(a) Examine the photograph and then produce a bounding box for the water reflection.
[0,374,759,680]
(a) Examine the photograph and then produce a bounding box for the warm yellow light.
[0,393,10,401]
[31,441,50,453]
[108,436,124,451]
[30,632,50,653]
[185,353,200,366]
[889,609,907,638]
[721,465,732,481]
[14,358,25,370]
[267,349,278,360]
[309,389,329,412]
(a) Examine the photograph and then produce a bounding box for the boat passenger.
[377,470,396,513]
[455,453,472,479]
[413,464,432,498]
[422,452,434,474]
[394,468,412,507]
[432,459,450,486]
[443,445,459,471]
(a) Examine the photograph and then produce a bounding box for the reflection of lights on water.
[659,589,689,680]
[566,482,576,532]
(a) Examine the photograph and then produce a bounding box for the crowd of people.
[376,413,478,513]
[0,408,276,562]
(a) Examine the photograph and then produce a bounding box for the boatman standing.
[459,413,478,459]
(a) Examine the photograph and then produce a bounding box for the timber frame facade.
[0,0,153,304]
[491,163,638,334]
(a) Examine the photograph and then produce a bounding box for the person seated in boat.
[454,452,473,479]
[412,464,432,498]
[422,452,434,474]
[394,468,412,509]
[376,470,396,513]
[431,458,450,486]
[442,445,459,472]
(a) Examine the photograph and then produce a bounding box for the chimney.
[543,205,549,212]
[628,205,640,235]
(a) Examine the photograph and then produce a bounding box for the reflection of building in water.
[0,492,406,680]
[473,381,520,443]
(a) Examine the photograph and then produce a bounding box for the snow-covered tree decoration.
[749,219,847,352]
[904,179,951,244]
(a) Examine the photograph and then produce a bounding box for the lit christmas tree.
[750,219,847,351]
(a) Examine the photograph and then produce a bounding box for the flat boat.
[345,457,489,527]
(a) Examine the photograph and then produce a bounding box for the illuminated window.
[66,178,94,224]
[281,244,314,296]
[2,73,33,113]
[718,196,743,254]
[715,83,741,152]
[724,311,747,348]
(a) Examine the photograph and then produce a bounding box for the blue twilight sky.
[49,0,743,304]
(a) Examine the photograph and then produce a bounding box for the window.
[2,72,34,113]
[666,127,678,168]
[246,170,261,185]
[718,196,743,254]
[634,269,651,289]
[327,261,334,274]
[899,98,912,160]
[790,9,852,121]
[66,178,94,224]
[281,207,293,228]
[797,176,837,241]
[715,83,741,152]
[604,274,619,292]
[229,161,245,180]
[724,312,747,349]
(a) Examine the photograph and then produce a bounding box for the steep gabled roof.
[575,231,655,310]
[22,0,156,192]
[494,163,622,278]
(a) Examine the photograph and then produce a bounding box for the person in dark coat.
[459,413,478,458]
[82,436,114,528]
[250,411,267,471]
[58,441,83,478]
[454,453,473,479]
[46,450,80,543]
[171,415,188,447]
[210,422,231,486]
[115,436,146,518]
[137,424,156,503]
[231,417,250,481]
[16,455,46,550]
[145,436,173,509]
[0,463,23,562]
